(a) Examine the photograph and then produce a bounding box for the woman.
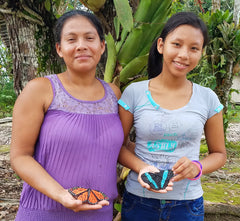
[10,10,123,221]
[118,12,226,221]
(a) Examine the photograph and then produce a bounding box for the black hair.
[54,10,105,44]
[147,12,209,79]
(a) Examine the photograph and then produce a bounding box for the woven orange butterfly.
[68,187,109,205]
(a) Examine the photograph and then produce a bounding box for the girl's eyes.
[191,47,200,51]
[173,42,180,47]
[172,42,200,51]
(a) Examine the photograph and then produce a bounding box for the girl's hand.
[138,165,173,193]
[172,157,200,182]
[59,189,109,212]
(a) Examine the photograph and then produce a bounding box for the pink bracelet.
[188,161,202,180]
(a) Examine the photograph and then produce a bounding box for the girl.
[118,12,226,221]
[11,10,123,221]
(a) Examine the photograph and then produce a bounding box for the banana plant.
[200,10,240,134]
[104,0,172,87]
[79,0,106,12]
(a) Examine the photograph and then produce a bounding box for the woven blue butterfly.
[141,170,174,190]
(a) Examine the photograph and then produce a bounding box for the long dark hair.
[147,12,209,79]
[54,10,105,44]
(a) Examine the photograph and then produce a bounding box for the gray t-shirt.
[118,80,223,200]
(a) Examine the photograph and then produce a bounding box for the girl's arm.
[202,111,227,172]
[172,111,227,181]
[10,78,108,212]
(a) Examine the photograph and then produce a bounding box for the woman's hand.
[138,165,173,193]
[59,189,109,212]
[172,157,200,182]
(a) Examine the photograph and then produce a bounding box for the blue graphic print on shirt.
[147,139,178,152]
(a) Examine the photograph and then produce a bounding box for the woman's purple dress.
[15,75,124,221]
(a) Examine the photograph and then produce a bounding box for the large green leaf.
[105,0,172,84]
[104,33,117,83]
[119,54,148,83]
[118,27,143,65]
[118,0,171,65]
[113,0,133,32]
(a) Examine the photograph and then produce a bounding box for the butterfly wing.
[88,189,109,205]
[68,187,109,205]
[141,170,174,190]
[68,187,89,203]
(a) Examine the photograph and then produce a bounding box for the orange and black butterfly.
[68,187,109,205]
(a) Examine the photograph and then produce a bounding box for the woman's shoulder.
[23,76,52,93]
[107,82,121,100]
[19,76,53,111]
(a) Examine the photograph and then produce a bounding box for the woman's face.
[157,25,204,78]
[56,15,105,74]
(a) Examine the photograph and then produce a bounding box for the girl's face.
[157,25,204,78]
[56,15,105,74]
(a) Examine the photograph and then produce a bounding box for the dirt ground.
[0,119,240,221]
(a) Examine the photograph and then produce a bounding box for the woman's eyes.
[66,37,95,42]
[86,36,95,40]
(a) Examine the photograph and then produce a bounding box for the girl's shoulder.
[124,80,149,92]
[193,83,221,109]
[193,83,217,98]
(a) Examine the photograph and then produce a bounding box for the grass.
[202,182,240,205]
[201,140,240,206]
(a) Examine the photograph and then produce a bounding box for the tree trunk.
[4,13,38,95]
[214,60,234,114]
[234,0,240,25]
[212,0,221,12]
[0,0,62,95]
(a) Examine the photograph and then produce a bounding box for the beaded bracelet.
[188,161,202,180]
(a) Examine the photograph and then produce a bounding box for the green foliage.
[200,10,240,134]
[172,0,234,14]
[227,104,240,124]
[0,38,16,118]
[113,0,133,32]
[200,144,208,154]
[104,0,172,87]
[188,55,216,90]
[0,81,17,118]
[114,203,122,212]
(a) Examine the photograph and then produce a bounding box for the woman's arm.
[172,111,227,181]
[10,78,108,211]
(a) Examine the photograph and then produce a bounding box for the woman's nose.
[76,38,87,50]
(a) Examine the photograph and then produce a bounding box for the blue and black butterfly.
[141,170,174,190]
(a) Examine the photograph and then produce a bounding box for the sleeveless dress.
[15,74,124,221]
